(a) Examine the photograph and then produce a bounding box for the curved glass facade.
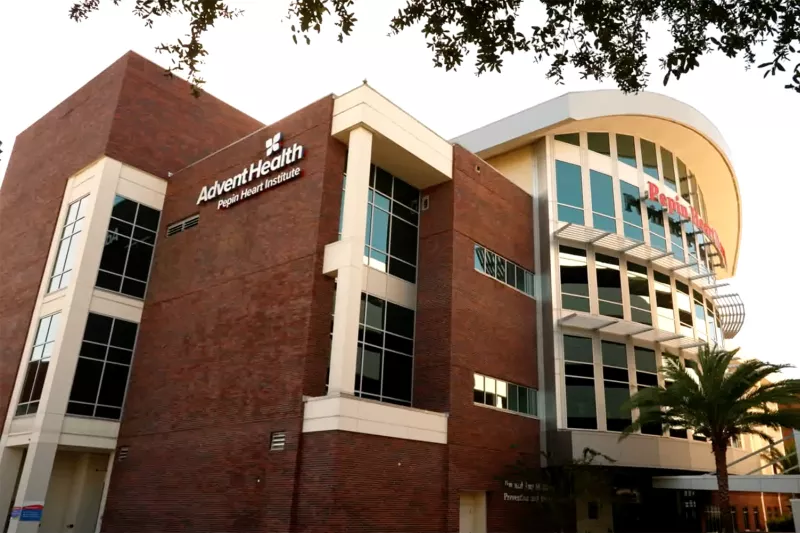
[551,130,726,436]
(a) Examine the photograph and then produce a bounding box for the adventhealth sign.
[196,132,305,209]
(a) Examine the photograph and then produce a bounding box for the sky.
[1,1,798,374]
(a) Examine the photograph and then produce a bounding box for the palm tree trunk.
[714,442,735,533]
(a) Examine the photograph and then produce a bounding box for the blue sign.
[19,504,43,522]
[9,507,20,519]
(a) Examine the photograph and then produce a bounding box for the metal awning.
[559,310,708,351]
[713,292,746,339]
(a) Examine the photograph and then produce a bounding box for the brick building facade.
[0,52,786,533]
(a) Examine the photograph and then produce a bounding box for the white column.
[790,499,800,533]
[0,447,24,523]
[327,127,372,396]
[6,440,57,533]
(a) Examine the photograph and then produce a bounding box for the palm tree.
[622,346,800,533]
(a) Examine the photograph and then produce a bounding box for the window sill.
[473,401,539,420]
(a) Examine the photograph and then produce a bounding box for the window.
[560,246,589,312]
[686,222,699,272]
[620,181,644,241]
[364,166,420,283]
[669,214,685,262]
[646,201,667,251]
[665,376,687,438]
[556,160,584,224]
[676,281,693,338]
[754,508,761,530]
[564,335,597,429]
[602,341,631,432]
[96,196,160,299]
[49,197,88,292]
[474,373,537,416]
[617,134,637,168]
[694,291,708,340]
[627,262,652,325]
[67,313,138,420]
[590,170,616,232]
[166,214,199,237]
[16,314,61,416]
[731,507,738,532]
[596,254,623,319]
[474,244,535,298]
[661,147,677,191]
[678,159,692,203]
[707,303,718,346]
[555,133,580,146]
[355,293,414,406]
[641,139,659,179]
[654,271,676,333]
[743,507,750,530]
[635,347,661,435]
[588,132,610,156]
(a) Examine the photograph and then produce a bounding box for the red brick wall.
[710,491,792,531]
[415,146,540,532]
[0,51,259,427]
[294,431,448,533]
[101,96,345,533]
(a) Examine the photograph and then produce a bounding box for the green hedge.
[767,514,795,532]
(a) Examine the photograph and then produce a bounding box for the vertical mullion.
[91,318,113,416]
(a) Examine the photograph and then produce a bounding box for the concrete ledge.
[58,416,119,450]
[302,394,448,444]
[654,474,800,494]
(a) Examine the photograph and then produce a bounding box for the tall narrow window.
[627,262,652,325]
[96,196,160,299]
[364,166,420,283]
[620,181,644,241]
[355,293,415,406]
[753,508,761,530]
[676,281,694,338]
[564,335,597,429]
[635,347,661,435]
[617,134,637,168]
[694,291,708,341]
[743,507,750,530]
[560,246,589,312]
[16,314,61,416]
[665,376,687,438]
[556,160,584,224]
[641,139,659,179]
[602,341,631,432]
[647,201,667,251]
[661,147,677,191]
[678,159,692,203]
[588,132,610,156]
[669,214,685,262]
[49,197,88,292]
[654,271,675,333]
[686,223,699,272]
[590,170,616,232]
[67,313,138,420]
[596,254,623,319]
[707,303,718,346]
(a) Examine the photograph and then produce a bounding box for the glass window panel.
[508,384,519,411]
[593,215,616,233]
[641,139,659,179]
[590,170,615,218]
[485,252,496,276]
[560,246,588,298]
[555,133,580,146]
[634,347,657,373]
[616,134,637,168]
[385,333,413,355]
[562,294,590,313]
[603,366,629,382]
[556,161,584,209]
[566,363,595,378]
[473,374,484,403]
[558,205,585,224]
[132,227,156,245]
[638,386,663,435]
[97,363,130,407]
[124,241,154,281]
[372,191,391,211]
[620,181,643,234]
[596,253,622,305]
[110,320,138,349]
[601,341,627,368]
[474,245,486,273]
[636,372,658,387]
[106,347,133,365]
[588,132,610,156]
[392,177,420,211]
[121,278,146,299]
[566,376,597,429]
[505,264,516,288]
[496,380,508,409]
[94,406,122,420]
[388,258,415,283]
[67,402,95,417]
[107,218,133,237]
[386,302,414,339]
[69,358,103,404]
[360,345,382,395]
[80,342,107,361]
[647,203,666,237]
[495,257,506,283]
[605,381,632,432]
[564,335,593,363]
[669,215,685,261]
[374,167,393,197]
[676,281,693,336]
[392,201,418,225]
[370,208,390,253]
[29,362,48,404]
[19,363,38,406]
[111,196,137,223]
[365,296,385,330]
[99,234,129,275]
[136,204,161,231]
[661,147,677,191]
[678,159,692,203]
[518,386,529,414]
[654,271,675,333]
[84,314,113,344]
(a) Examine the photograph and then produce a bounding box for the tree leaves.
[69,0,800,95]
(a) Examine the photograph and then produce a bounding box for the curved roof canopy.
[452,90,742,278]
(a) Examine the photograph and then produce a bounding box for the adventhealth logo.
[196,132,305,208]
